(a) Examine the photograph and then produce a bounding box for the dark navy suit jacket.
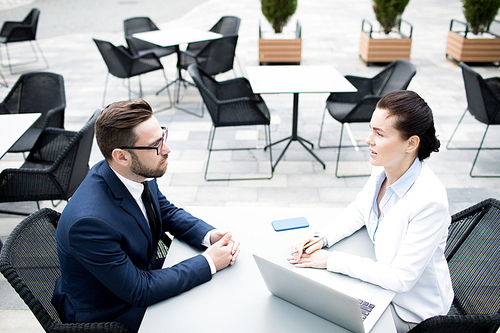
[52,160,214,331]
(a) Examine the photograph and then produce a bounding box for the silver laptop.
[253,254,395,333]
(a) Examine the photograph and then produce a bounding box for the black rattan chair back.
[210,16,241,35]
[446,199,500,316]
[124,16,159,36]
[408,198,500,333]
[460,62,500,125]
[0,110,98,209]
[372,59,416,96]
[0,208,135,333]
[198,34,238,77]
[123,17,176,58]
[0,72,66,153]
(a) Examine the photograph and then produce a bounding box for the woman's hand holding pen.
[287,235,327,268]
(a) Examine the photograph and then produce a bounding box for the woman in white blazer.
[289,90,453,333]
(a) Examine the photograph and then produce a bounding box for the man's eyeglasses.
[118,127,168,155]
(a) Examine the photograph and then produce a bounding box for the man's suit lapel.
[100,162,155,248]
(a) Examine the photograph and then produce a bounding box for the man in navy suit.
[52,99,240,332]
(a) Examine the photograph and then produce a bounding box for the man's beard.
[129,151,167,179]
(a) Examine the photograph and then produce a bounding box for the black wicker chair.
[123,17,177,59]
[0,8,49,74]
[0,72,66,154]
[408,198,500,333]
[0,110,98,216]
[182,15,240,59]
[0,208,135,333]
[188,63,273,181]
[173,16,240,115]
[318,59,416,178]
[93,38,170,107]
[446,62,500,178]
[174,34,239,117]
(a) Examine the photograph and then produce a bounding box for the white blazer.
[321,162,454,323]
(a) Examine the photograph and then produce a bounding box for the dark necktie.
[142,181,159,244]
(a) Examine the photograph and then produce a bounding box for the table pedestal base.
[266,93,326,171]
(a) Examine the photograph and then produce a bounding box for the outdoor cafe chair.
[0,72,66,154]
[0,8,49,74]
[188,63,273,181]
[93,38,171,108]
[318,59,416,178]
[176,34,239,117]
[123,17,177,59]
[174,16,240,111]
[0,110,98,216]
[408,198,500,333]
[184,15,240,56]
[0,208,136,333]
[446,62,500,178]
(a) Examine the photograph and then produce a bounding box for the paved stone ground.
[0,0,499,332]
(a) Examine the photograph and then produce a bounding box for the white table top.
[132,29,222,48]
[0,113,41,158]
[246,65,357,94]
[139,206,396,333]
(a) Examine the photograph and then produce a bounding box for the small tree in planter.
[261,0,297,33]
[462,0,500,35]
[445,0,500,63]
[372,0,410,35]
[259,0,301,64]
[359,0,413,64]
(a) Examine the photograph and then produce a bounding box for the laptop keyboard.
[358,299,376,321]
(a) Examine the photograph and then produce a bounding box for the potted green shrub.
[259,0,302,64]
[359,0,413,64]
[445,0,500,63]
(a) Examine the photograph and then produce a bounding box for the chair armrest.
[0,21,22,37]
[179,49,199,59]
[42,106,65,129]
[0,25,34,42]
[185,40,211,57]
[117,45,159,60]
[218,77,257,99]
[326,75,374,104]
[345,75,373,93]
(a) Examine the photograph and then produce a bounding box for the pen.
[290,236,324,255]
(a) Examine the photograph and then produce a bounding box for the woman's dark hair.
[95,99,153,161]
[377,90,440,160]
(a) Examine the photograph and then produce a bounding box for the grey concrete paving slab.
[0,0,500,331]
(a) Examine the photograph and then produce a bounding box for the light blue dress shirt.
[369,158,422,242]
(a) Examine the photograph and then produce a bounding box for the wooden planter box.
[359,19,412,64]
[259,21,301,64]
[445,19,500,63]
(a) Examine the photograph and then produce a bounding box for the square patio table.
[246,65,357,170]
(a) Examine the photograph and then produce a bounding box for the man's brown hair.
[95,99,153,161]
